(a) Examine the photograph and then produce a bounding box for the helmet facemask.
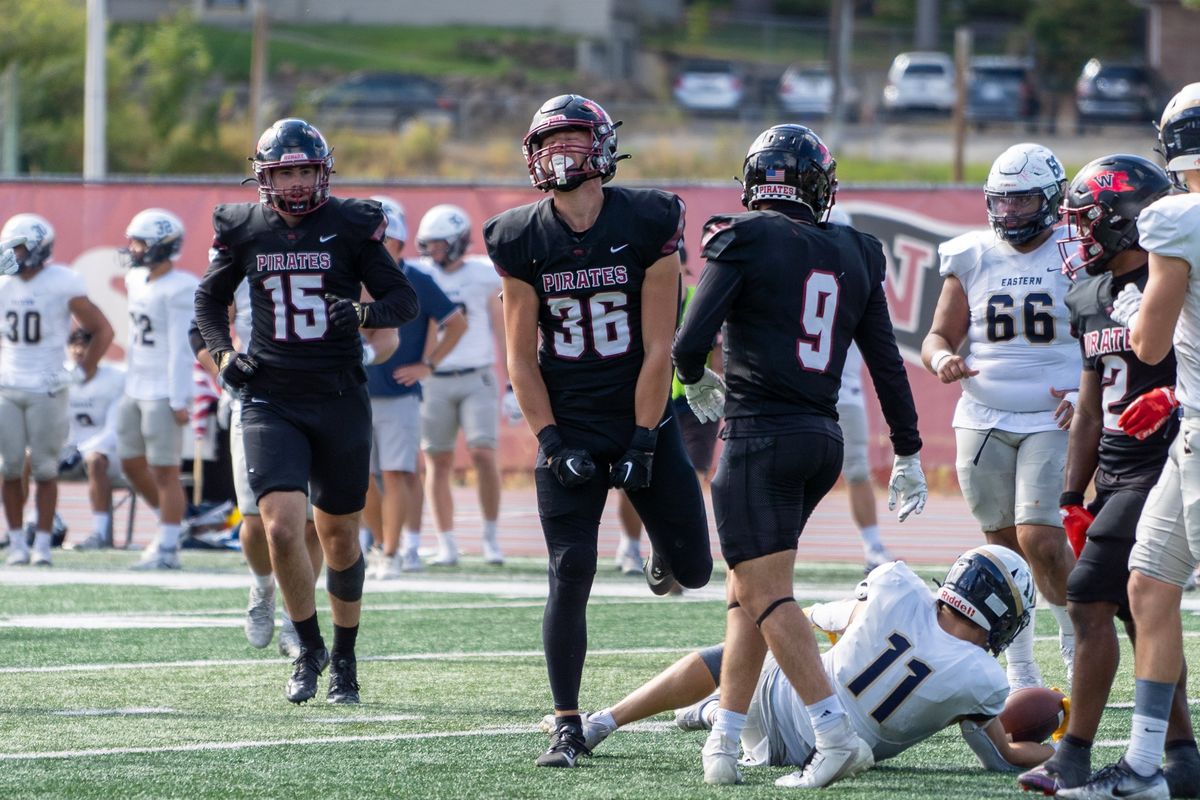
[1059,203,1121,278]
[522,95,624,193]
[251,119,334,215]
[986,187,1060,245]
[256,161,332,216]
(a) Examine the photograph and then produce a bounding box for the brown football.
[999,686,1066,743]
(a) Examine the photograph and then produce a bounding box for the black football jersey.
[674,209,920,455]
[483,187,685,422]
[195,197,417,391]
[1066,266,1178,476]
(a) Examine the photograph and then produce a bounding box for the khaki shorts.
[837,400,870,483]
[955,427,1067,531]
[371,394,421,474]
[1128,421,1199,588]
[116,396,184,467]
[0,387,69,480]
[230,398,313,519]
[420,368,498,452]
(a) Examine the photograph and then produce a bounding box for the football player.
[672,124,926,788]
[483,93,713,767]
[1060,84,1200,800]
[193,119,418,705]
[0,213,113,566]
[921,143,1079,691]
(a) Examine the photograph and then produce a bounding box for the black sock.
[332,623,359,660]
[292,613,324,653]
[1052,734,1092,780]
[554,714,582,733]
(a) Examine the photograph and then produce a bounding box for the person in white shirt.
[0,213,113,566]
[414,204,507,566]
[921,143,1079,691]
[116,208,198,571]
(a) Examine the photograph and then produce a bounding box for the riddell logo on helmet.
[1086,170,1134,200]
[937,587,978,620]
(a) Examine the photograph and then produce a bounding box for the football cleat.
[131,545,181,571]
[72,532,110,551]
[277,617,301,660]
[244,585,276,648]
[31,539,52,567]
[1056,760,1168,800]
[702,730,744,785]
[326,655,360,705]
[644,550,675,596]
[5,545,30,566]
[616,550,643,576]
[399,549,423,573]
[1007,659,1044,691]
[378,552,404,580]
[428,536,459,567]
[1018,760,1086,795]
[775,724,874,789]
[535,722,590,768]
[675,693,719,731]
[481,533,504,565]
[538,712,614,752]
[286,646,330,704]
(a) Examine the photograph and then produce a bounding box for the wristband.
[536,424,564,455]
[361,343,377,366]
[931,350,954,373]
[1059,491,1085,507]
[423,358,436,370]
[629,425,658,452]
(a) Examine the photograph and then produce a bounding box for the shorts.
[837,400,870,483]
[744,653,815,768]
[239,385,372,516]
[955,427,1066,531]
[421,368,498,452]
[712,431,843,568]
[117,396,185,467]
[671,397,720,473]
[1128,420,1200,588]
[229,397,314,519]
[0,386,69,480]
[370,394,421,474]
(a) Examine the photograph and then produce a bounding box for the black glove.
[218,351,258,390]
[609,425,657,491]
[325,293,369,333]
[537,424,596,488]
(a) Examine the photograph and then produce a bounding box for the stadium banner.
[0,182,985,480]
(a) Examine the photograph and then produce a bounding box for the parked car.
[311,72,457,131]
[967,56,1037,129]
[777,62,861,121]
[672,59,745,114]
[881,51,956,114]
[1075,59,1163,128]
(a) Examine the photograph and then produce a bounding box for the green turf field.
[0,551,1188,799]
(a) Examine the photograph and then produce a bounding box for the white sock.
[621,537,641,558]
[92,512,111,538]
[159,523,181,551]
[482,519,498,540]
[859,524,883,550]
[34,531,51,550]
[251,571,273,590]
[712,708,747,742]
[6,529,23,550]
[1049,603,1075,649]
[807,693,848,741]
[438,531,456,550]
[590,708,618,732]
[402,530,421,552]
[1127,713,1169,777]
[1006,609,1036,667]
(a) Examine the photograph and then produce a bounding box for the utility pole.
[249,0,269,138]
[915,0,939,50]
[952,27,971,184]
[84,0,106,179]
[1,63,18,176]
[827,0,855,150]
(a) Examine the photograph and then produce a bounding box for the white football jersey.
[939,228,1080,432]
[746,562,1007,766]
[415,255,501,370]
[124,268,199,409]
[1138,193,1200,413]
[838,341,865,407]
[68,362,125,454]
[0,264,87,390]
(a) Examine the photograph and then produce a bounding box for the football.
[999,687,1066,743]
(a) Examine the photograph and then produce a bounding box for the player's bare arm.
[502,276,555,434]
[1131,252,1189,365]
[922,275,979,382]
[66,295,114,378]
[634,252,682,429]
[1062,369,1102,498]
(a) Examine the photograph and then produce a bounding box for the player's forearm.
[1063,406,1101,495]
[194,289,234,359]
[362,269,418,329]
[633,346,673,429]
[508,359,555,435]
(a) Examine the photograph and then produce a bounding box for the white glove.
[360,342,377,366]
[888,453,927,523]
[0,236,24,276]
[502,385,523,425]
[47,365,86,392]
[1111,283,1143,331]
[681,368,725,424]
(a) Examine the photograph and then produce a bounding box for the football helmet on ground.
[1158,82,1200,187]
[740,124,837,217]
[252,118,333,215]
[522,94,625,192]
[984,143,1066,245]
[417,204,471,266]
[936,544,1035,655]
[123,208,185,268]
[0,213,54,273]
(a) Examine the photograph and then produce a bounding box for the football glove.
[1110,283,1143,332]
[609,426,656,492]
[537,424,596,488]
[1060,504,1094,559]
[1118,386,1178,440]
[360,341,377,366]
[502,385,524,425]
[887,453,927,523]
[681,368,725,424]
[325,293,369,333]
[218,351,258,391]
[0,236,24,276]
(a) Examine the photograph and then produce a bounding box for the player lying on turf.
[543,547,1055,786]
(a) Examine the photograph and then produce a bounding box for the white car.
[882,52,956,113]
[673,59,744,114]
[777,62,861,120]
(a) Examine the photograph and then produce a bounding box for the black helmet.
[1059,154,1172,279]
[741,124,837,217]
[522,94,625,192]
[936,545,1035,655]
[251,118,334,215]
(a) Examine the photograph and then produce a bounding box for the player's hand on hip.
[218,351,258,391]
[324,293,367,333]
[932,352,979,384]
[887,453,927,522]
[1118,386,1178,440]
[681,368,725,423]
[1050,387,1078,430]
[0,236,25,276]
[1110,283,1143,331]
[172,408,189,426]
[536,424,596,488]
[502,385,524,425]
[609,426,656,492]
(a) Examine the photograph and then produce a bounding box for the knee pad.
[755,597,796,628]
[326,553,366,602]
[550,543,597,584]
[697,644,724,685]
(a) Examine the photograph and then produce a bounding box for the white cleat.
[378,553,404,580]
[775,728,874,788]
[428,543,459,567]
[702,731,744,785]
[278,616,301,659]
[244,585,276,648]
[131,546,181,571]
[71,532,109,551]
[399,549,423,573]
[31,541,53,567]
[481,534,505,565]
[537,711,614,752]
[675,692,719,731]
[1007,659,1044,691]
[5,544,30,566]
[616,551,643,575]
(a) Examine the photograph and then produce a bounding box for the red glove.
[1061,505,1094,559]
[1118,387,1178,440]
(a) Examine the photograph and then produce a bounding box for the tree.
[1027,0,1143,94]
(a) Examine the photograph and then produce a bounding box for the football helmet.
[1158,82,1200,188]
[740,124,837,217]
[936,544,1035,655]
[416,204,471,266]
[123,208,185,268]
[523,94,625,192]
[1059,154,1171,279]
[369,195,407,243]
[0,213,55,272]
[984,143,1066,245]
[251,118,333,215]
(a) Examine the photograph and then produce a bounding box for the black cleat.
[1165,741,1200,799]
[535,723,590,768]
[286,646,330,704]
[327,655,360,705]
[644,550,675,596]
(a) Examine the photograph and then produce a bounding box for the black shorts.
[672,397,720,473]
[712,431,843,569]
[239,384,372,516]
[1067,468,1160,619]
[534,413,712,589]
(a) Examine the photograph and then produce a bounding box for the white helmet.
[826,205,853,226]
[124,208,185,267]
[936,544,1035,655]
[0,213,55,272]
[1159,82,1200,185]
[416,204,471,266]
[985,143,1066,245]
[370,195,407,244]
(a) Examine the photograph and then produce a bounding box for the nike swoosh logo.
[248,397,268,404]
[610,244,628,253]
[566,458,581,476]
[621,463,633,483]
[320,234,338,243]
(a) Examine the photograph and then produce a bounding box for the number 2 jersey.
[745,561,1007,767]
[0,264,86,391]
[483,187,685,423]
[938,228,1080,432]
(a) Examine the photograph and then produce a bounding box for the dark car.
[1075,59,1162,130]
[967,57,1038,130]
[312,72,457,131]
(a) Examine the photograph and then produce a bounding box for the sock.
[712,707,747,742]
[438,531,456,551]
[590,708,618,732]
[554,713,583,732]
[1006,612,1036,667]
[1051,734,1093,783]
[92,512,111,539]
[859,524,883,550]
[1126,678,1175,776]
[159,523,181,551]
[332,623,359,660]
[251,571,274,590]
[402,530,421,552]
[620,536,640,559]
[34,531,51,551]
[807,693,848,741]
[292,612,324,653]
[6,529,23,549]
[1049,603,1075,650]
[482,519,498,540]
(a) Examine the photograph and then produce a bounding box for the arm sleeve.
[673,258,741,384]
[194,236,242,361]
[360,242,419,329]
[960,719,1020,773]
[167,287,196,411]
